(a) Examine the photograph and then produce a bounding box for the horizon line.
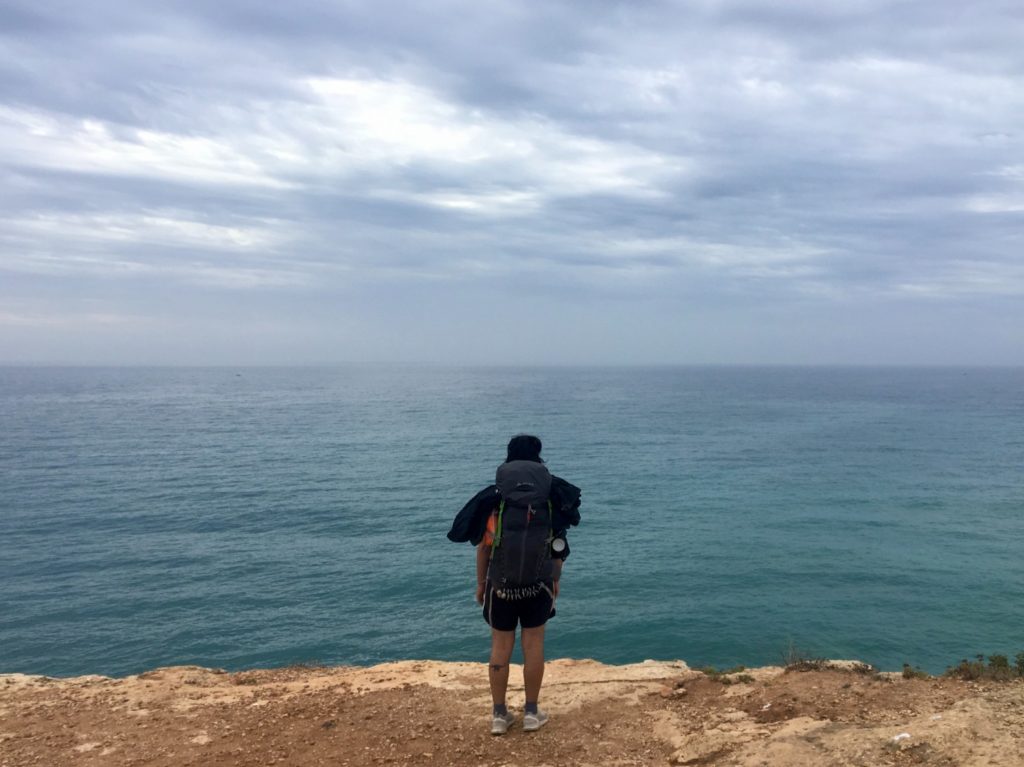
[2,361,1023,370]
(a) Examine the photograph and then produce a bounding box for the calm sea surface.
[2,366,1022,677]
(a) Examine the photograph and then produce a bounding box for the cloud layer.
[2,0,1023,363]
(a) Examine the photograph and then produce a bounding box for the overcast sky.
[2,1,1022,365]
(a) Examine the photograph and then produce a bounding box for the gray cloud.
[1,0,1022,363]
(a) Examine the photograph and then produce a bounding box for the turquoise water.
[2,365,1022,677]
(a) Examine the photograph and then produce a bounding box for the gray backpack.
[486,460,554,599]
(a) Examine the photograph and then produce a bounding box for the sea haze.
[1,365,1022,677]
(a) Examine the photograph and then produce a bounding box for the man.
[473,435,577,735]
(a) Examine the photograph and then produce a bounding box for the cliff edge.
[2,658,1023,766]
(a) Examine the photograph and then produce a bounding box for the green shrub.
[902,663,930,680]
[945,652,1024,681]
[988,655,1013,681]
[699,665,754,685]
[780,640,829,672]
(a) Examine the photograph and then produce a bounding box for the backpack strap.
[493,499,506,549]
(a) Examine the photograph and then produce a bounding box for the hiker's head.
[506,434,543,463]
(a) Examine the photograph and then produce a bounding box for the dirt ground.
[2,658,1023,767]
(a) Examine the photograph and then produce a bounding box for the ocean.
[1,365,1022,678]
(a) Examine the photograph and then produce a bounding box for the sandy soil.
[2,658,1023,766]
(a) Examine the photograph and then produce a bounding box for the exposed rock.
[1,660,1022,766]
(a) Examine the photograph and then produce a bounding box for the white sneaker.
[491,711,515,735]
[523,709,549,732]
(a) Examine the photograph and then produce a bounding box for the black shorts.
[482,583,555,631]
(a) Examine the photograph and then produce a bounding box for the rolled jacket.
[447,476,581,553]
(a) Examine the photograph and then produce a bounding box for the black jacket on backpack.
[446,475,581,553]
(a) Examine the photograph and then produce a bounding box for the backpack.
[486,460,554,600]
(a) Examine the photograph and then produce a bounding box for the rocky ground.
[2,658,1023,766]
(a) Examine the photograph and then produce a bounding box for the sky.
[1,0,1022,365]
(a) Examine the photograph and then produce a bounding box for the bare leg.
[520,625,546,705]
[489,629,516,706]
